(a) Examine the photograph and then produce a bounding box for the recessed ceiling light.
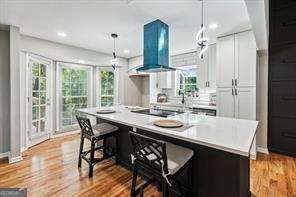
[209,24,218,30]
[78,60,85,64]
[57,32,67,37]
[123,49,130,54]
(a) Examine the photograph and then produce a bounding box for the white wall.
[19,35,142,149]
[256,51,268,149]
[0,29,10,154]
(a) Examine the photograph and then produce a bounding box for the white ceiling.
[0,0,251,58]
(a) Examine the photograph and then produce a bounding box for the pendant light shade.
[111,33,118,69]
[196,0,208,60]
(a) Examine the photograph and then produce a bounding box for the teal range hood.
[137,19,175,73]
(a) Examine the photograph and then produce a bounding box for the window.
[100,70,115,107]
[179,66,197,95]
[58,64,91,130]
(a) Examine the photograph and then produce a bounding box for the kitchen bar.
[77,106,258,197]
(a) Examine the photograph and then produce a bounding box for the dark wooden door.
[268,0,296,156]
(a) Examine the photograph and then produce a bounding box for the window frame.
[56,62,93,132]
[95,67,118,107]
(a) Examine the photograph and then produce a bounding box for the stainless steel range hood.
[136,19,175,73]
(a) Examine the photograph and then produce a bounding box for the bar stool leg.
[78,134,84,168]
[163,182,169,197]
[115,134,119,165]
[130,163,138,197]
[89,138,95,177]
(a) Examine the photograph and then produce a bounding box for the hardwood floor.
[0,134,295,197]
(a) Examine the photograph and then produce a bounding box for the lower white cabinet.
[217,87,256,120]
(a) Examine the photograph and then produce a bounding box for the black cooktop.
[131,109,184,117]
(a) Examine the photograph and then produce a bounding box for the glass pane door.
[28,56,51,141]
[59,64,90,131]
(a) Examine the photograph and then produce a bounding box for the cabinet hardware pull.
[232,88,234,95]
[235,88,238,95]
[235,79,237,86]
[232,79,234,86]
[208,81,210,87]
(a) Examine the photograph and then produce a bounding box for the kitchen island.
[77,106,258,197]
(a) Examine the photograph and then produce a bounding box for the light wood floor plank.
[0,134,295,197]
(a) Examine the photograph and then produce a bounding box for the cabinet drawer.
[271,82,296,117]
[269,117,296,155]
[271,7,296,43]
[270,44,296,80]
[272,0,296,9]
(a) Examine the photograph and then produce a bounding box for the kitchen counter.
[78,105,257,157]
[78,105,258,197]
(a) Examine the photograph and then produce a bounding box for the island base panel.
[97,118,251,197]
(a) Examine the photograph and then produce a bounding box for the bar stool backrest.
[76,116,94,136]
[129,131,169,175]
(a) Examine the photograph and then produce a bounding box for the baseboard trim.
[257,146,269,155]
[9,155,23,164]
[53,130,80,138]
[0,152,10,159]
[21,146,28,153]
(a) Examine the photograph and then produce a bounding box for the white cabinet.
[217,35,235,88]
[217,31,256,88]
[197,44,216,89]
[235,87,256,120]
[235,31,257,87]
[216,88,235,118]
[156,71,172,89]
[217,87,255,119]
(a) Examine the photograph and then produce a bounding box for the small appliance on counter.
[157,93,167,103]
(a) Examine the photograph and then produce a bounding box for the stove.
[131,109,184,117]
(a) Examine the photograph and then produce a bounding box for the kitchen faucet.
[178,90,185,105]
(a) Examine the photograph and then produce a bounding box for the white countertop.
[151,102,217,110]
[77,106,258,157]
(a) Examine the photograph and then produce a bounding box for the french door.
[27,55,52,147]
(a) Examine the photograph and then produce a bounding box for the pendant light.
[111,33,118,70]
[196,0,208,60]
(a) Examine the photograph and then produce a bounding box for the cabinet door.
[208,44,216,88]
[234,87,256,120]
[197,54,208,89]
[157,72,172,89]
[216,88,235,118]
[235,31,256,87]
[216,35,235,87]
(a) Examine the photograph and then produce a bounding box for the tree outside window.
[179,66,197,95]
[100,70,114,106]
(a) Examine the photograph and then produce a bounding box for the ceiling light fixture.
[209,23,218,30]
[196,0,208,60]
[111,33,119,70]
[57,32,67,37]
[123,49,130,54]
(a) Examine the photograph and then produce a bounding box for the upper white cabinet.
[216,31,256,88]
[198,44,216,89]
[235,31,257,87]
[216,35,235,88]
[156,71,172,89]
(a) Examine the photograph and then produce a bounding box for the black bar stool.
[76,116,119,177]
[129,131,194,197]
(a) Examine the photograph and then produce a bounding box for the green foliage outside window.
[100,70,114,107]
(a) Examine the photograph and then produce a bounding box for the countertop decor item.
[96,109,116,114]
[153,119,183,128]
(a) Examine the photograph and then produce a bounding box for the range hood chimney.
[137,19,175,73]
